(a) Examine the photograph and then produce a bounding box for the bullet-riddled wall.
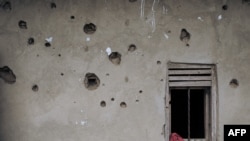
[0,0,249,141]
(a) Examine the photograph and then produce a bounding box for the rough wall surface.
[0,0,249,141]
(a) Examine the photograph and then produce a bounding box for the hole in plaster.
[83,23,96,34]
[84,73,100,90]
[60,73,64,76]
[84,46,89,52]
[129,0,137,2]
[45,42,51,47]
[102,83,105,86]
[100,101,106,107]
[32,84,39,92]
[180,28,191,47]
[160,79,164,82]
[157,60,161,65]
[242,0,250,4]
[128,44,136,52]
[58,54,61,57]
[229,79,239,88]
[28,37,35,45]
[109,52,121,65]
[139,90,143,93]
[106,73,109,76]
[222,5,228,10]
[50,2,56,9]
[125,76,129,82]
[0,66,16,84]
[1,1,11,12]
[125,19,130,26]
[111,98,115,101]
[70,15,75,19]
[18,20,27,29]
[136,99,139,102]
[120,102,127,108]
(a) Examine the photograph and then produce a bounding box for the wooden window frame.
[164,62,218,141]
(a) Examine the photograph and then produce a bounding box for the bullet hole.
[32,84,39,92]
[106,73,109,76]
[160,79,164,82]
[111,98,115,101]
[229,79,239,88]
[60,73,64,76]
[102,83,105,86]
[128,44,136,52]
[129,0,137,2]
[157,60,161,65]
[0,66,16,84]
[45,42,51,47]
[125,76,129,82]
[18,20,27,29]
[125,19,130,26]
[58,54,61,57]
[180,28,191,47]
[50,2,56,9]
[100,101,106,107]
[1,1,11,12]
[84,46,89,52]
[139,90,143,93]
[120,102,127,108]
[28,37,35,45]
[136,99,139,102]
[37,54,39,57]
[84,73,100,90]
[222,5,228,10]
[83,23,96,34]
[70,15,75,19]
[109,52,121,65]
[73,101,76,104]
[167,30,171,33]
[242,0,250,4]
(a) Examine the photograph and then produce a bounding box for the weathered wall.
[0,0,249,141]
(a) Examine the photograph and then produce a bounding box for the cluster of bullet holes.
[229,79,239,88]
[222,5,228,10]
[0,66,16,84]
[18,20,27,29]
[32,84,39,92]
[180,28,191,47]
[83,23,96,34]
[50,2,56,9]
[84,73,100,90]
[128,44,136,52]
[100,100,127,108]
[109,52,122,65]
[0,1,11,12]
[28,37,35,45]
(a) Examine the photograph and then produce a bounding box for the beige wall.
[0,0,249,140]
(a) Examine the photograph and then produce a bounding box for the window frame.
[165,62,218,141]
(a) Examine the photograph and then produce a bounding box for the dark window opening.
[171,89,205,139]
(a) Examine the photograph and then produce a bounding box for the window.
[165,62,217,141]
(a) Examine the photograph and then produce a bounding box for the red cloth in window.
[170,133,184,141]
